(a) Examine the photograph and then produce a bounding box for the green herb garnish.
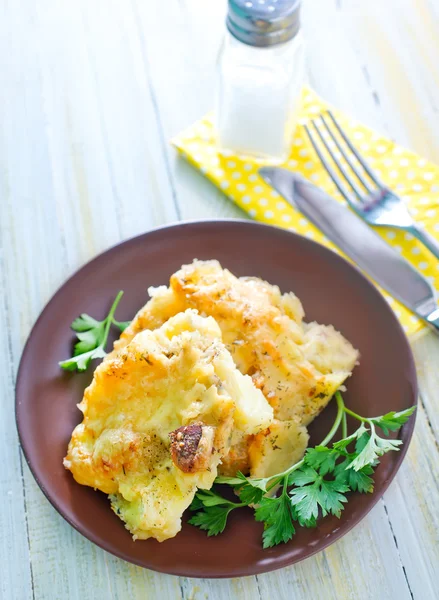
[59,291,130,372]
[189,392,415,548]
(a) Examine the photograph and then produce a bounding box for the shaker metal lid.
[227,0,301,47]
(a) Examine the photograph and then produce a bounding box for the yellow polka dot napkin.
[172,87,439,337]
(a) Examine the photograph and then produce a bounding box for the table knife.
[259,167,439,332]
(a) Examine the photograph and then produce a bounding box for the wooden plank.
[0,269,33,600]
[302,0,386,131]
[336,0,439,160]
[382,401,439,598]
[0,1,61,597]
[180,577,261,600]
[412,333,439,441]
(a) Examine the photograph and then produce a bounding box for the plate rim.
[15,218,418,577]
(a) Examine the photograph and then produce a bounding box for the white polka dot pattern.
[172,88,439,336]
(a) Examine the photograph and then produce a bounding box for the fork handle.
[409,224,439,261]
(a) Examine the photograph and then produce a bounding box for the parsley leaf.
[255,493,296,548]
[355,430,372,454]
[59,291,130,372]
[235,473,267,504]
[289,484,322,526]
[59,346,107,372]
[370,407,416,435]
[333,423,368,451]
[192,489,237,508]
[214,475,246,486]
[348,427,402,472]
[71,314,101,332]
[289,460,349,525]
[188,505,235,536]
[304,446,338,475]
[216,472,267,504]
[287,465,318,487]
[189,495,204,511]
[335,458,375,493]
[318,479,349,517]
[73,327,106,355]
[237,482,265,505]
[188,488,244,536]
[113,320,132,333]
[216,471,268,491]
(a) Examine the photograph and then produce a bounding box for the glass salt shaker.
[215,0,304,163]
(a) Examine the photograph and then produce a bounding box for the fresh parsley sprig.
[188,490,246,536]
[189,392,415,548]
[59,291,130,372]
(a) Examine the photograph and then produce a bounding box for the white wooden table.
[1,1,438,598]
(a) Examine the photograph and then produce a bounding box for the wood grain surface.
[1,1,438,598]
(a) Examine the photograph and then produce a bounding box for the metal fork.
[304,111,439,260]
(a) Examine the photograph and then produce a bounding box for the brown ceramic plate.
[16,220,417,578]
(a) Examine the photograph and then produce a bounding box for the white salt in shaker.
[215,0,304,162]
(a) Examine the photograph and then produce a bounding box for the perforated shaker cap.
[227,0,301,47]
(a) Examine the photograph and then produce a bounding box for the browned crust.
[169,424,213,473]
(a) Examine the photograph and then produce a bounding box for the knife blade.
[259,167,439,332]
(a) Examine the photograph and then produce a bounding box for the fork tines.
[304,111,381,203]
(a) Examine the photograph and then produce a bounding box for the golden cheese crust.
[64,310,273,541]
[112,260,359,478]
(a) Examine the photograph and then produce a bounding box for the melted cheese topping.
[112,260,359,477]
[64,310,273,541]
